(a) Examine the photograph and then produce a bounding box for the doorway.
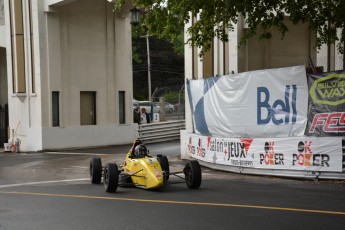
[80,91,96,125]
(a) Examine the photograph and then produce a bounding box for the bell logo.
[257,85,297,125]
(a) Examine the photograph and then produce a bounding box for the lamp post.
[142,34,152,102]
[130,7,152,103]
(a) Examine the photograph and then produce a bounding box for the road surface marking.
[0,178,89,188]
[45,152,108,156]
[0,190,344,216]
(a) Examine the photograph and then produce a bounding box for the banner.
[187,66,308,138]
[185,133,343,172]
[306,70,345,136]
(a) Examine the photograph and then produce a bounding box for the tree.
[132,34,184,100]
[115,0,345,56]
[131,21,184,100]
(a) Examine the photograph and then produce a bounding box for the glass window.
[119,91,125,124]
[52,91,59,127]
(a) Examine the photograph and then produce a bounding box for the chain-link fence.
[267,55,344,73]
[151,85,185,122]
[316,56,344,71]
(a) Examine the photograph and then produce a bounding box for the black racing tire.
[184,160,202,189]
[103,163,119,193]
[90,157,102,184]
[157,155,170,181]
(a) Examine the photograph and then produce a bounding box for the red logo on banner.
[309,112,345,133]
[207,136,211,149]
[188,137,193,154]
[240,138,253,155]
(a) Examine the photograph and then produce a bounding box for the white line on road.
[45,152,109,156]
[0,178,90,188]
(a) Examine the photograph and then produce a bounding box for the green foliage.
[115,0,345,56]
[132,34,184,101]
[171,32,184,56]
[163,91,184,101]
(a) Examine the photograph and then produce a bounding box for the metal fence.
[138,120,185,143]
[316,56,344,71]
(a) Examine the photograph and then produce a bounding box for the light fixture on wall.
[130,8,140,26]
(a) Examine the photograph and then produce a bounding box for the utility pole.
[141,34,152,102]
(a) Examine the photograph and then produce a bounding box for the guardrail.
[138,120,185,143]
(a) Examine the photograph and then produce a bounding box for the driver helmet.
[134,144,148,157]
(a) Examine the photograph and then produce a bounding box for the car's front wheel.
[104,163,119,193]
[157,155,169,181]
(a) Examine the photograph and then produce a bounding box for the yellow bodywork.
[123,152,164,189]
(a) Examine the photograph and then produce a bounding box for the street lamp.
[141,34,152,102]
[130,7,151,103]
[130,8,140,26]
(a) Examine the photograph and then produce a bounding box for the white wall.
[0,0,4,25]
[0,26,5,47]
[41,124,137,150]
[242,18,314,72]
[184,13,193,132]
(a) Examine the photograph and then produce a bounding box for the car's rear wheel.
[184,160,202,189]
[90,157,102,184]
[157,155,169,181]
[104,163,119,193]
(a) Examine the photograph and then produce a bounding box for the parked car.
[139,101,160,113]
[155,102,175,113]
[164,102,175,113]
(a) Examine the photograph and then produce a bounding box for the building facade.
[0,0,137,151]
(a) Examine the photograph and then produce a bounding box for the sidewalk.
[0,148,4,153]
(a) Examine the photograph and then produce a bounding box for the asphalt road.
[0,141,344,230]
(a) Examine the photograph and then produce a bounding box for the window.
[119,91,125,124]
[80,91,96,125]
[10,0,26,93]
[52,91,59,127]
[29,0,35,93]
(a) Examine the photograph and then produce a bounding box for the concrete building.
[184,16,344,132]
[0,0,137,151]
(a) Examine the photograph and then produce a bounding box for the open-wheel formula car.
[89,140,202,192]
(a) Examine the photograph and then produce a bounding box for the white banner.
[187,66,308,137]
[185,133,343,172]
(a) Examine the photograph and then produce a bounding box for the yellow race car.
[89,140,202,193]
